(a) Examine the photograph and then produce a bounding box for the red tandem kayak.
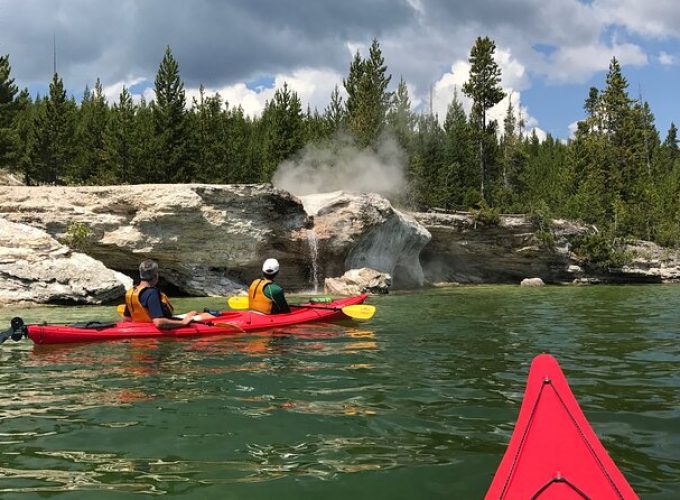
[23,294,368,345]
[485,353,637,499]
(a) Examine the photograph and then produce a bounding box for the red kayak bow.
[485,354,638,499]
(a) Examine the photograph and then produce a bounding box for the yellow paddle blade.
[228,296,250,310]
[213,322,246,333]
[341,304,376,320]
[116,304,126,317]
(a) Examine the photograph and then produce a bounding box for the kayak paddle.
[227,295,376,320]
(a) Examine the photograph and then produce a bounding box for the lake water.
[1,286,678,498]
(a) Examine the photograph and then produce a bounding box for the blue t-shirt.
[139,288,170,319]
[124,288,172,319]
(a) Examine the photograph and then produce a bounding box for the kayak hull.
[485,354,637,499]
[27,294,368,344]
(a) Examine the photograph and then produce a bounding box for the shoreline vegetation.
[0,37,678,282]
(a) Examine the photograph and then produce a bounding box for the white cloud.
[102,77,146,105]
[659,51,676,66]
[183,68,343,117]
[568,121,580,139]
[544,42,648,84]
[405,0,425,16]
[593,0,680,38]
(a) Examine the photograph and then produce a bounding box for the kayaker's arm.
[152,312,198,330]
[143,289,197,329]
[264,283,290,314]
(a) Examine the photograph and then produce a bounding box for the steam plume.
[272,133,407,196]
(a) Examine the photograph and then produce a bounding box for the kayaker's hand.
[181,311,198,325]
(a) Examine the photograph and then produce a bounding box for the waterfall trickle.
[306,228,320,293]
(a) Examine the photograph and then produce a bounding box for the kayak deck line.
[486,354,638,500]
[530,472,590,499]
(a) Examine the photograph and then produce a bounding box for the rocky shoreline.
[1,183,679,305]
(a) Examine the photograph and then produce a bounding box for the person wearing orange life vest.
[248,258,290,314]
[124,259,199,329]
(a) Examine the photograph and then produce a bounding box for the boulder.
[324,268,392,296]
[0,218,131,305]
[520,277,545,287]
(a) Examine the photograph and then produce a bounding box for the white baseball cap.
[262,258,280,275]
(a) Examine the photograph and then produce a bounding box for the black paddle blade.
[10,317,26,341]
[0,317,27,343]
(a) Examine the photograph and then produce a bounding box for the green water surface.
[0,286,678,498]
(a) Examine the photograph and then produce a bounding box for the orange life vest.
[248,278,273,314]
[125,285,174,322]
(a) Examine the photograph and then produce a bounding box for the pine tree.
[324,84,345,134]
[386,76,414,149]
[103,86,138,184]
[496,96,529,211]
[73,78,108,183]
[152,46,190,182]
[462,36,505,202]
[135,96,157,183]
[260,82,304,181]
[502,97,516,188]
[662,122,679,167]
[13,89,37,183]
[223,104,250,183]
[242,117,263,183]
[409,114,446,208]
[190,86,230,182]
[33,73,76,184]
[0,54,19,169]
[344,39,392,147]
[519,134,569,215]
[443,88,476,208]
[303,106,328,144]
[664,122,678,151]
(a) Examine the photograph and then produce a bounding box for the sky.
[1,0,679,140]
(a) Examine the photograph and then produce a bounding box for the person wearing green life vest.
[248,258,291,314]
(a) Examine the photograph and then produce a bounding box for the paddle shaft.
[290,304,345,313]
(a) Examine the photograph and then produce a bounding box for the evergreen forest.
[1,38,679,254]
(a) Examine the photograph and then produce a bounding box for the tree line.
[1,38,679,252]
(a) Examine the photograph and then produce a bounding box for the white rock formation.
[300,191,431,288]
[619,240,680,282]
[413,212,591,284]
[0,218,131,304]
[0,184,311,295]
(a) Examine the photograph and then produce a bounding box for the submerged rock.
[0,218,131,305]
